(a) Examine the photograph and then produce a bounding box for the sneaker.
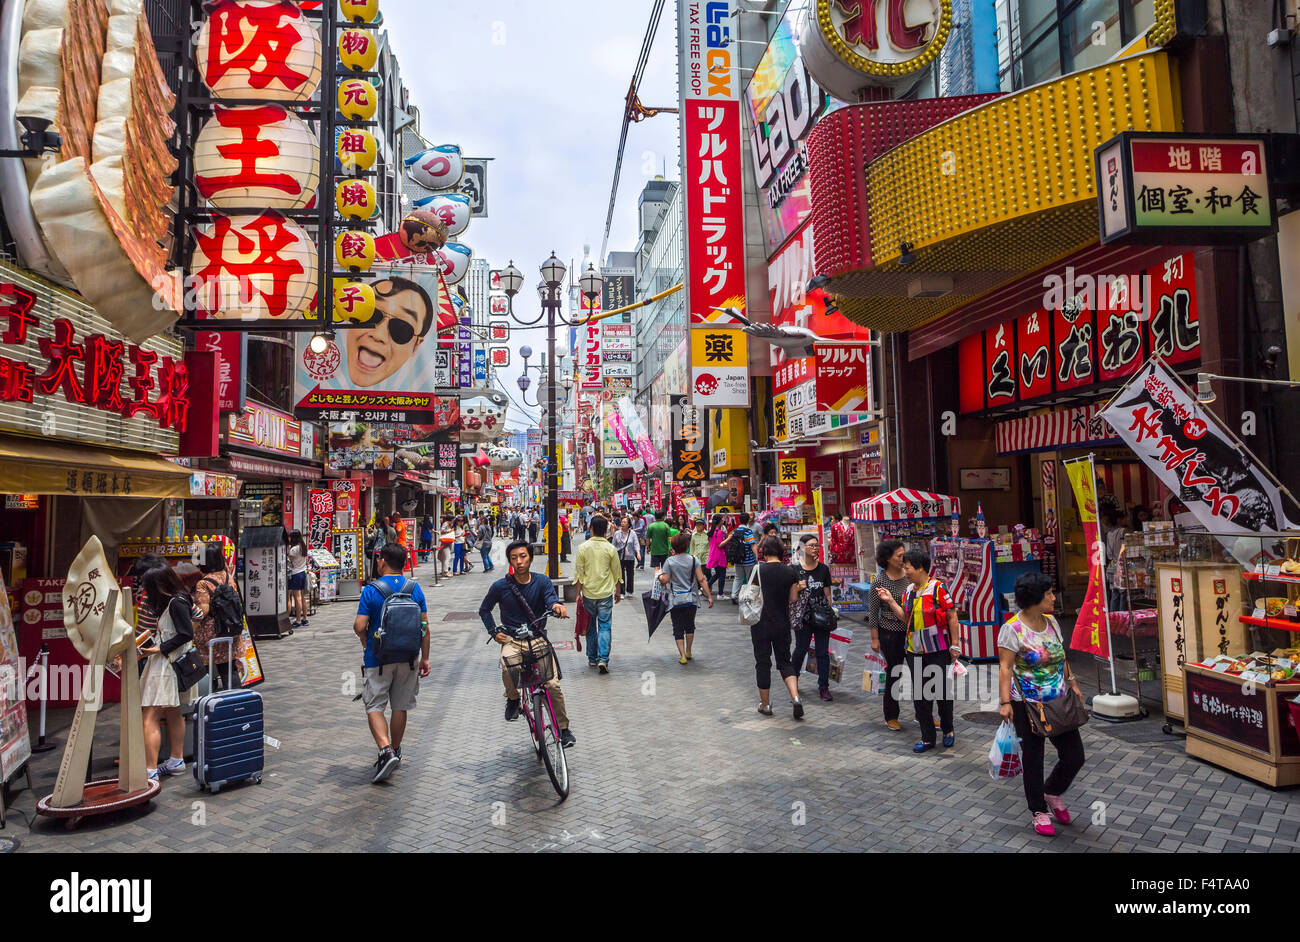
[597,660,608,674]
[588,660,598,668]
[886,719,902,731]
[1032,812,1056,836]
[300,619,309,627]
[372,747,399,784]
[912,741,935,753]
[942,732,955,748]
[679,657,688,665]
[757,703,774,716]
[161,757,186,776]
[819,687,833,702]
[290,620,301,628]
[560,729,576,748]
[504,698,521,722]
[1044,794,1072,824]
[147,768,159,781]
[686,652,693,660]
[393,746,402,761]
[792,697,804,720]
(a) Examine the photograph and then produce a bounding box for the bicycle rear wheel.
[535,689,569,799]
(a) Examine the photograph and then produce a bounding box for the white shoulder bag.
[738,565,764,625]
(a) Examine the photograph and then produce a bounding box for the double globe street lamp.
[497,253,601,580]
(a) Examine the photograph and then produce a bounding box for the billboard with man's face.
[293,265,457,422]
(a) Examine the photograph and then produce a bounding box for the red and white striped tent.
[851,489,960,523]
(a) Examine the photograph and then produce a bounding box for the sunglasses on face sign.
[364,309,422,345]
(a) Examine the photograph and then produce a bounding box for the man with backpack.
[353,543,431,784]
[721,512,758,604]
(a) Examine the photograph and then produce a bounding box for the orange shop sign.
[225,401,302,457]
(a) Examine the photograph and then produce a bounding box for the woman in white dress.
[138,567,197,781]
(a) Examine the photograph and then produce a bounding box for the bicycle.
[490,620,569,799]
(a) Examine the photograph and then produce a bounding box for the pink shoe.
[1032,812,1056,836]
[1044,794,1071,824]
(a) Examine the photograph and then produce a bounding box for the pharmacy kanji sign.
[1096,133,1274,245]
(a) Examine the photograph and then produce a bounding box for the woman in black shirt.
[791,534,836,701]
[752,535,806,719]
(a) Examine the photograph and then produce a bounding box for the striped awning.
[851,489,960,523]
[994,404,1119,456]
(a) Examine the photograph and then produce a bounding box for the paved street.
[6,550,1300,853]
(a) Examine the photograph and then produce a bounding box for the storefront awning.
[994,404,1119,456]
[851,489,959,523]
[0,434,191,498]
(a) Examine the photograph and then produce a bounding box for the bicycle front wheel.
[535,689,569,799]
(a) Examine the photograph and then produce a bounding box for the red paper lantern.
[191,212,317,319]
[194,105,320,210]
[197,0,323,102]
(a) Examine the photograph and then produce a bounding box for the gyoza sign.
[959,252,1200,413]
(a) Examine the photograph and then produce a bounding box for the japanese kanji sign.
[680,0,746,325]
[1096,132,1273,245]
[689,327,748,407]
[777,457,806,484]
[670,394,709,482]
[1102,361,1297,564]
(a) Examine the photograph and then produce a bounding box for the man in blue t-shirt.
[353,543,429,783]
[479,540,575,748]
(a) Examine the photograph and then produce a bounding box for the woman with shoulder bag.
[138,566,202,781]
[751,535,806,720]
[998,572,1088,837]
[790,534,837,702]
[659,530,713,664]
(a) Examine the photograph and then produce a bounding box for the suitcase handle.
[209,636,236,688]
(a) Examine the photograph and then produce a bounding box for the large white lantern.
[194,105,320,210]
[405,145,463,191]
[413,192,472,237]
[196,0,323,102]
[190,212,317,320]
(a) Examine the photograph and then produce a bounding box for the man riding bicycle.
[478,540,576,748]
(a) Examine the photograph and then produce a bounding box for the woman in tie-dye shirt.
[998,572,1087,838]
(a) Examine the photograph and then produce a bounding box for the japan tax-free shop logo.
[50,873,151,923]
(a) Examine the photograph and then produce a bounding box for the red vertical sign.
[308,489,334,549]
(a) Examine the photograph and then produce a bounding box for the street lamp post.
[539,253,567,580]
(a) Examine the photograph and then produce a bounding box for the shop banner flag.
[1101,361,1296,563]
[1064,456,1110,659]
[813,487,825,563]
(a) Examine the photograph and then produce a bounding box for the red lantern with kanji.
[337,78,378,122]
[194,105,320,210]
[334,229,376,272]
[336,179,377,220]
[196,0,323,102]
[332,279,375,323]
[335,127,378,173]
[191,212,317,319]
[338,28,377,71]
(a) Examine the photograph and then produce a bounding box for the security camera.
[16,115,51,135]
[1263,344,1283,374]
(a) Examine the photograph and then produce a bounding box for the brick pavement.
[6,547,1300,852]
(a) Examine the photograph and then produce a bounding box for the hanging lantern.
[194,105,320,210]
[335,229,377,272]
[413,192,471,237]
[335,127,378,173]
[432,241,472,286]
[337,78,378,122]
[398,208,447,253]
[190,212,317,319]
[196,0,322,102]
[338,28,378,71]
[332,278,375,323]
[405,145,463,191]
[338,0,380,23]
[486,444,523,472]
[336,178,378,220]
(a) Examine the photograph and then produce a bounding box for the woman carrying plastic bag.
[988,721,1023,780]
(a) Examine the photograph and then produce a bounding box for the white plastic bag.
[862,652,887,695]
[988,720,1023,781]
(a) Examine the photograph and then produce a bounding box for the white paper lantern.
[413,192,472,237]
[194,105,320,210]
[432,241,472,286]
[405,145,463,190]
[197,0,323,102]
[190,211,317,320]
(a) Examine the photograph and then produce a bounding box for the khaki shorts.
[362,663,419,714]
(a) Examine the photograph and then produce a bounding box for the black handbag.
[170,647,207,692]
[809,604,835,630]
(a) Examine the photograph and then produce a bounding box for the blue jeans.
[480,545,494,571]
[583,595,614,664]
[453,543,466,573]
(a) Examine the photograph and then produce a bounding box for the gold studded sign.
[801,0,951,98]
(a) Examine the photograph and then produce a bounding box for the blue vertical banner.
[458,316,472,388]
[473,347,487,382]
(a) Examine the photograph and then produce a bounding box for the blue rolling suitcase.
[193,638,264,794]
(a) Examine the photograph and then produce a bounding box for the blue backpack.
[371,579,424,671]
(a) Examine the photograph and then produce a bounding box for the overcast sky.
[384,0,681,429]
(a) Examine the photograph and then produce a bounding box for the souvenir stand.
[1174,531,1300,786]
[846,489,961,619]
[930,526,1044,662]
[308,548,340,602]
